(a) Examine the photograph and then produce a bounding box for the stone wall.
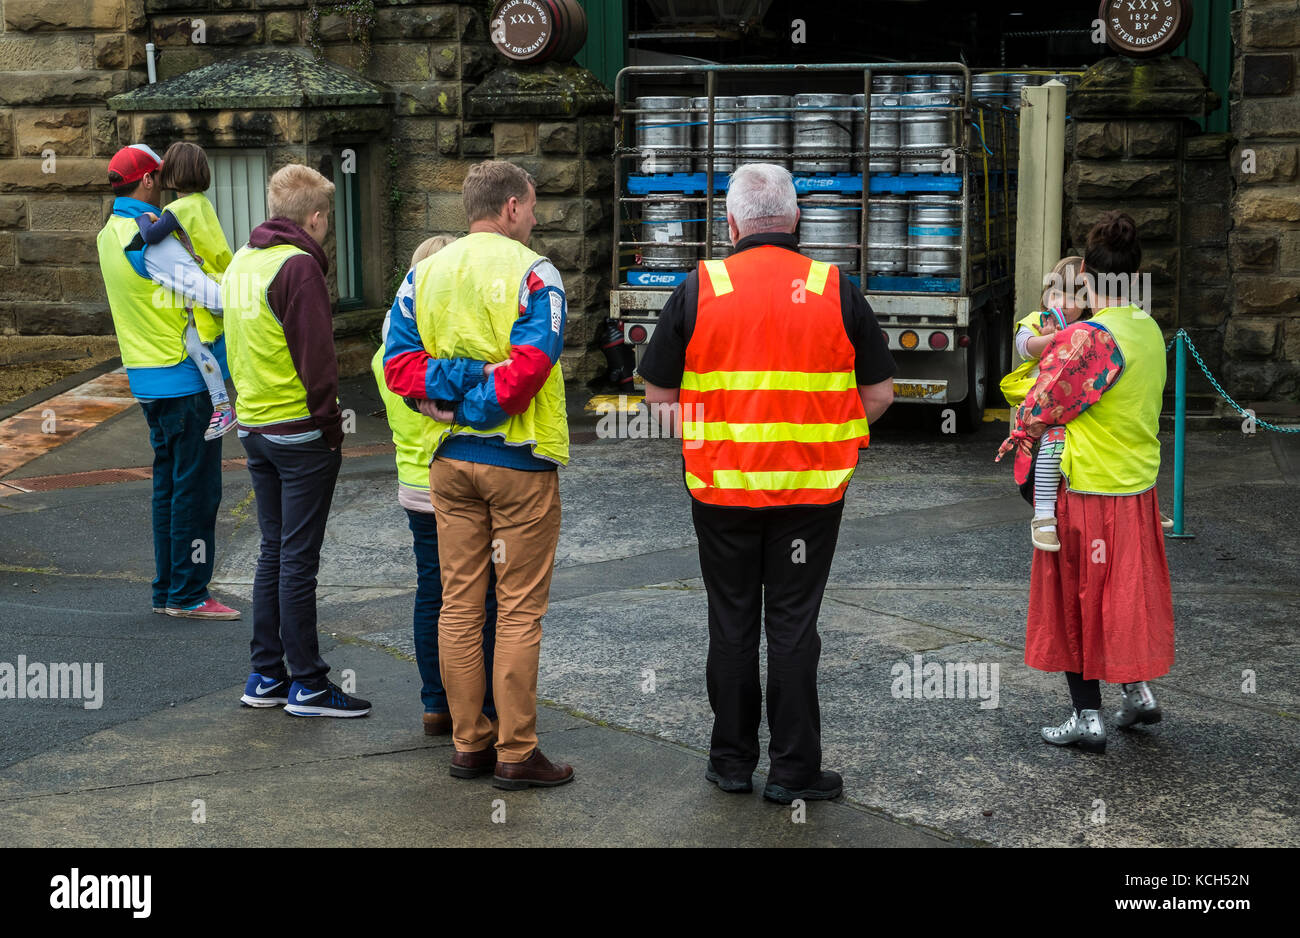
[1226,0,1300,403]
[0,0,144,337]
[1066,56,1231,407]
[0,0,615,381]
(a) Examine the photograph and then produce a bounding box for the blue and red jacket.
[381,257,566,471]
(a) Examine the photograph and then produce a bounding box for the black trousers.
[691,498,844,788]
[242,433,341,686]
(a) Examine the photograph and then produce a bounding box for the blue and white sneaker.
[240,672,291,708]
[283,680,372,718]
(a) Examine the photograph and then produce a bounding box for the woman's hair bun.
[1088,210,1137,251]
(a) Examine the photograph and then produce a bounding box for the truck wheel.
[989,305,1012,406]
[956,314,987,434]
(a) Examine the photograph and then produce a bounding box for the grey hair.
[725,163,798,235]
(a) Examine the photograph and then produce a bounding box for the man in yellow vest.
[641,163,896,805]
[383,160,572,788]
[95,143,239,621]
[222,164,368,718]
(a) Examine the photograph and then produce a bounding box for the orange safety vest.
[679,245,870,508]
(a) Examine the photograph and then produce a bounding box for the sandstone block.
[5,0,124,31]
[0,198,27,229]
[1230,230,1279,271]
[29,198,103,231]
[1234,144,1298,184]
[17,230,98,264]
[1073,121,1124,160]
[494,122,537,156]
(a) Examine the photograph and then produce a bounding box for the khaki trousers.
[430,456,561,762]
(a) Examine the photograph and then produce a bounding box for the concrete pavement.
[1,373,1297,846]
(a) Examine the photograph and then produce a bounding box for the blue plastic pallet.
[626,173,728,194]
[625,270,691,287]
[626,172,965,195]
[625,269,958,293]
[866,274,960,293]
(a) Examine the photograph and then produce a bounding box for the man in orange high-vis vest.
[641,163,896,806]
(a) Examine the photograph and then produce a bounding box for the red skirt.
[1026,484,1175,683]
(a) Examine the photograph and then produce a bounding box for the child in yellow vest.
[1001,256,1174,550]
[372,235,501,738]
[1000,256,1088,552]
[135,142,236,441]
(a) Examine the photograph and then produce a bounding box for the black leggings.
[1065,671,1101,712]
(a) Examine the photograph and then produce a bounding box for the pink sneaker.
[166,598,241,620]
[205,405,236,441]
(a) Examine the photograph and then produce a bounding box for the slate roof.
[110,48,392,111]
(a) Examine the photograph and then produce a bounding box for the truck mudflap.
[892,379,950,403]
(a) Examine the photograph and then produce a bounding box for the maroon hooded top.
[239,216,343,448]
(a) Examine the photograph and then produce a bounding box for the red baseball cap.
[107,143,163,185]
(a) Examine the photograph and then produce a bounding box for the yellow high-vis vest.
[221,242,312,427]
[999,310,1046,407]
[371,346,438,491]
[1061,304,1166,495]
[166,192,233,344]
[96,213,189,369]
[413,232,568,466]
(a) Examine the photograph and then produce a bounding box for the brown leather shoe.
[423,712,452,736]
[449,746,497,779]
[492,748,574,790]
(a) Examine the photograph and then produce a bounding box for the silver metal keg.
[793,93,852,173]
[872,74,904,94]
[708,214,732,259]
[931,73,964,94]
[851,93,902,174]
[905,73,933,92]
[970,73,1006,105]
[635,96,691,173]
[1006,73,1037,109]
[797,195,858,268]
[640,201,697,270]
[690,96,738,173]
[866,201,907,274]
[908,194,961,276]
[899,92,958,173]
[736,95,792,168]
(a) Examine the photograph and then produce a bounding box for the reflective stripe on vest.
[371,346,437,491]
[96,214,189,370]
[167,192,234,344]
[681,246,867,508]
[1060,304,1165,495]
[413,231,569,466]
[221,242,312,427]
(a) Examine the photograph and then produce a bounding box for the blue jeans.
[406,507,497,717]
[139,392,223,609]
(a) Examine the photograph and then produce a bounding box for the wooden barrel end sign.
[1098,0,1193,57]
[490,0,587,65]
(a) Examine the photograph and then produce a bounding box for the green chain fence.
[1166,328,1300,539]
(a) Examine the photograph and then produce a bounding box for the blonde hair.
[462,160,534,223]
[267,163,335,226]
[410,235,457,269]
[1041,255,1086,311]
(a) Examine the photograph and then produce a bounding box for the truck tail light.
[628,324,648,344]
[928,331,949,350]
[899,330,919,350]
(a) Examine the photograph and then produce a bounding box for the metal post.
[1169,331,1194,538]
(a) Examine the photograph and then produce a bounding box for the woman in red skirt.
[997,211,1175,753]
